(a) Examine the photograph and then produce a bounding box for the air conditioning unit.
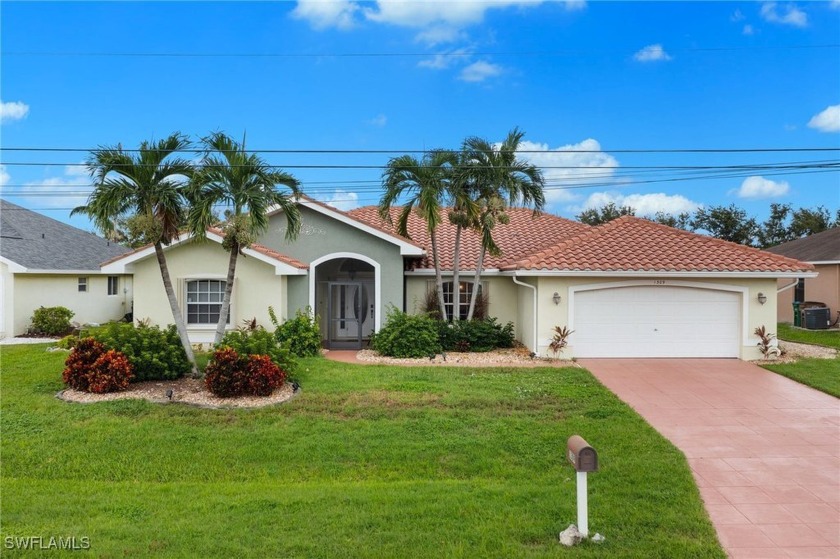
[803,307,831,330]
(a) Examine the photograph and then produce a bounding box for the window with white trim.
[186,280,229,325]
[107,276,119,296]
[442,281,483,321]
[78,277,88,292]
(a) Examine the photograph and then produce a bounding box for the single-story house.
[0,199,133,338]
[101,196,814,360]
[766,227,839,324]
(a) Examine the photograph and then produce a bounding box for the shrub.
[371,306,441,358]
[63,338,134,393]
[90,322,190,381]
[270,306,322,357]
[548,326,574,356]
[219,326,296,375]
[30,306,75,336]
[55,334,79,350]
[438,318,515,353]
[204,347,286,397]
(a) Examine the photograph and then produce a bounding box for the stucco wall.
[132,241,285,344]
[777,265,838,323]
[258,206,406,324]
[9,273,132,336]
[404,275,519,327]
[1,263,13,338]
[533,276,779,360]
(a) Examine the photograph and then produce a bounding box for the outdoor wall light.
[553,292,562,305]
[757,292,767,305]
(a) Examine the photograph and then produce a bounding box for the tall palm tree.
[379,150,457,321]
[72,133,199,374]
[447,163,479,322]
[461,128,546,321]
[189,132,302,345]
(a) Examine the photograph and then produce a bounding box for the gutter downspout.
[512,275,538,356]
[777,279,799,294]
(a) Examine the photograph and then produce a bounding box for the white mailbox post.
[567,435,599,537]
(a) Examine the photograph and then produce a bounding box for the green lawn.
[778,323,840,349]
[1,344,724,558]
[763,357,840,398]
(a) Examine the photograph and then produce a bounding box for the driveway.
[580,359,840,559]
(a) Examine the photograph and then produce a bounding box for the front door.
[327,281,372,349]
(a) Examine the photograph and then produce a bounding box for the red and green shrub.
[63,338,134,393]
[204,347,286,398]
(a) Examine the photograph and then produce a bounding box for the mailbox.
[567,435,598,473]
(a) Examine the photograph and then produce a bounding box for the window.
[107,276,119,296]
[78,277,87,292]
[794,278,805,303]
[442,281,482,321]
[186,280,229,325]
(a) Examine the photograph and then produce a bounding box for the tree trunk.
[466,245,486,321]
[154,241,198,376]
[214,241,239,345]
[430,232,447,321]
[451,224,462,321]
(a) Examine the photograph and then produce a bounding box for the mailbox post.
[567,435,598,537]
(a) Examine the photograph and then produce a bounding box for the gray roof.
[0,199,130,271]
[765,227,840,262]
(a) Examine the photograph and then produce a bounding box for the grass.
[1,344,724,558]
[777,323,840,349]
[763,357,840,398]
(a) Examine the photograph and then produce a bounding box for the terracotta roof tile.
[503,216,814,273]
[347,205,590,270]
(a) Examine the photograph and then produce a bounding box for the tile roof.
[765,227,840,262]
[0,199,130,271]
[347,205,590,270]
[503,216,814,273]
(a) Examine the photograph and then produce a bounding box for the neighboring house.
[103,195,814,360]
[0,199,133,338]
[766,227,839,323]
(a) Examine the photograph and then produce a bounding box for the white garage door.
[572,286,741,358]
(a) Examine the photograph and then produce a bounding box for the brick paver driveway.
[580,359,839,559]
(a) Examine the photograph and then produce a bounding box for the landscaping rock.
[592,533,605,544]
[558,524,584,547]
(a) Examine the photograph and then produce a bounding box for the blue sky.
[1,1,839,231]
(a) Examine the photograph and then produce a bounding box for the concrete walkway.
[580,359,840,559]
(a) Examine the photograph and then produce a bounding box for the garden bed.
[752,339,838,364]
[355,347,575,367]
[57,377,297,409]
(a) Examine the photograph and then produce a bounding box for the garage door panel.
[572,286,741,358]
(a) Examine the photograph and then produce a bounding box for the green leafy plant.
[63,338,134,393]
[30,306,75,336]
[269,306,322,357]
[219,326,296,375]
[204,347,286,397]
[371,306,441,358]
[548,326,574,356]
[55,334,79,350]
[437,318,515,353]
[755,326,782,358]
[89,323,190,381]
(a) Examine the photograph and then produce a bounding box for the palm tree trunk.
[214,241,238,345]
[154,241,198,376]
[430,232,448,321]
[451,224,462,321]
[466,245,486,321]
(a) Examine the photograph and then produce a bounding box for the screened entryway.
[314,257,376,349]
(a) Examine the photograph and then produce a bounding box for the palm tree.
[72,133,199,375]
[461,128,546,321]
[446,164,479,322]
[379,150,457,321]
[189,132,302,345]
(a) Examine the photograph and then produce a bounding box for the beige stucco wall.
[131,241,287,344]
[531,276,779,361]
[1,262,13,338]
[777,265,837,323]
[404,275,519,327]
[7,272,132,336]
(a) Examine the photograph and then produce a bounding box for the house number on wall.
[277,225,326,236]
[652,280,666,285]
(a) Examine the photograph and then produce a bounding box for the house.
[766,227,839,324]
[0,199,133,338]
[102,195,814,360]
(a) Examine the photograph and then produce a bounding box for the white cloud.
[760,2,807,27]
[0,165,10,187]
[734,176,790,199]
[832,0,840,9]
[414,25,466,46]
[10,164,92,209]
[575,192,701,216]
[563,0,587,11]
[367,114,387,127]
[418,47,472,70]
[807,104,840,133]
[458,60,502,82]
[731,9,745,21]
[323,189,360,212]
[743,24,755,35]
[633,44,672,62]
[1,100,30,123]
[291,0,360,30]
